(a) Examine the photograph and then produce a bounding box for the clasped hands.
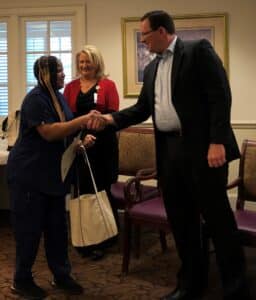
[85,110,113,131]
[77,110,113,151]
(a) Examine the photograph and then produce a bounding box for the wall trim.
[228,192,256,211]
[231,122,256,129]
[139,122,256,129]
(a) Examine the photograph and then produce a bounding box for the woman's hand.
[37,110,104,141]
[76,134,96,153]
[82,134,96,148]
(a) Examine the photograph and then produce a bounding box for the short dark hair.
[141,10,175,34]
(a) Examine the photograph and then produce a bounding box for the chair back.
[238,139,256,207]
[1,110,20,150]
[118,126,156,176]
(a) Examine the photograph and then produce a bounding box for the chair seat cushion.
[111,182,158,209]
[129,197,168,224]
[235,210,256,236]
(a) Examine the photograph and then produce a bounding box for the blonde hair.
[75,45,107,79]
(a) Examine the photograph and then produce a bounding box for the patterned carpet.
[0,210,255,300]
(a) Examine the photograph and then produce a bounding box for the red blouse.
[63,78,119,113]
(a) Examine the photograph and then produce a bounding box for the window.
[0,22,8,116]
[25,20,72,92]
[0,4,86,118]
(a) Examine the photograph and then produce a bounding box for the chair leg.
[134,225,141,258]
[122,213,132,275]
[159,230,167,252]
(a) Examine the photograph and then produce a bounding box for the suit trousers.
[9,184,71,283]
[157,133,247,296]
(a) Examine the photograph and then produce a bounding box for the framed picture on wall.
[121,13,228,97]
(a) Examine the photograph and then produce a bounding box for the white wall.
[81,0,256,122]
[0,0,256,208]
[1,0,255,120]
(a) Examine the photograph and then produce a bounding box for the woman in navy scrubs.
[7,56,101,299]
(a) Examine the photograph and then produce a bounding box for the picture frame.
[121,13,228,97]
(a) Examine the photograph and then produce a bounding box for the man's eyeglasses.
[140,29,156,37]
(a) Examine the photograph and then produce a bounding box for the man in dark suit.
[88,10,250,300]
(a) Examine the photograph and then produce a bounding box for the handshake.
[79,110,114,132]
[75,110,115,151]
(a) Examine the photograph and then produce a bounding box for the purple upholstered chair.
[111,126,158,211]
[227,139,256,247]
[122,168,171,275]
[110,126,170,274]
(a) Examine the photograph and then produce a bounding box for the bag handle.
[79,145,99,194]
[78,145,114,236]
[72,145,117,243]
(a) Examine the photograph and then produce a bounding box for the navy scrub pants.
[9,184,71,283]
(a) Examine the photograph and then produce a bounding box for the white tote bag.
[69,146,118,247]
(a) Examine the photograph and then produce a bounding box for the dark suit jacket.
[112,38,240,170]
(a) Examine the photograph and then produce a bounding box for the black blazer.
[113,38,240,165]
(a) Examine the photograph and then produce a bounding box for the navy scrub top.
[7,86,74,196]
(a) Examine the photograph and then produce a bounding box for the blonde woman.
[64,45,119,260]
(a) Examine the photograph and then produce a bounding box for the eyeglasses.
[140,29,156,37]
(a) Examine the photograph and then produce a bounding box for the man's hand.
[207,144,226,168]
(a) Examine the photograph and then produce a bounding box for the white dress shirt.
[154,36,181,132]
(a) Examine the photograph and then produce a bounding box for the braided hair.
[33,56,65,122]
